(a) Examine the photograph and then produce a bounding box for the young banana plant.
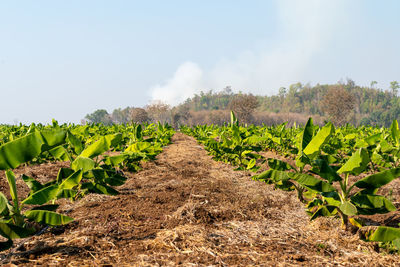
[45,132,126,197]
[0,129,74,251]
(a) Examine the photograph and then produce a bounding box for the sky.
[0,0,400,124]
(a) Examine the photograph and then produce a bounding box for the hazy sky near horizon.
[1,0,400,124]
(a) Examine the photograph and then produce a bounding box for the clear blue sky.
[1,0,399,124]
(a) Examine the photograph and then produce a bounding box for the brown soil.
[1,133,400,266]
[0,161,71,201]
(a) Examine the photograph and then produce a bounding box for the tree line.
[84,79,400,127]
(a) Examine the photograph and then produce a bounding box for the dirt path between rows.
[1,133,399,266]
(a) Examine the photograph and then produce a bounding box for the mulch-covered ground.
[1,133,400,266]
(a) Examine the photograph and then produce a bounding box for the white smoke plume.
[150,62,203,106]
[150,0,351,105]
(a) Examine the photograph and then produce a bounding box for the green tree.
[85,109,112,125]
[390,81,399,96]
[171,104,191,128]
[112,107,131,124]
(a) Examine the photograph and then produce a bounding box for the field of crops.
[1,116,400,265]
[182,114,400,248]
[0,122,174,251]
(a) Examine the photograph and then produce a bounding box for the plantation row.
[0,121,175,251]
[181,112,400,251]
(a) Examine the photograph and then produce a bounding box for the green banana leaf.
[66,131,83,155]
[91,169,126,186]
[339,201,358,216]
[253,169,291,183]
[94,183,119,195]
[337,148,369,175]
[303,122,334,159]
[106,133,122,148]
[230,111,238,126]
[21,185,59,206]
[22,175,44,193]
[104,154,128,167]
[58,170,83,190]
[300,118,314,152]
[0,223,35,239]
[310,206,337,220]
[364,133,382,147]
[71,157,96,172]
[24,210,73,226]
[56,168,75,183]
[371,151,392,168]
[246,158,256,170]
[104,174,127,186]
[351,194,396,212]
[322,191,342,206]
[56,189,77,200]
[0,130,66,170]
[0,192,9,215]
[354,168,400,189]
[367,226,400,242]
[379,140,393,153]
[390,119,400,146]
[82,182,119,196]
[79,137,109,158]
[311,159,342,182]
[82,133,122,159]
[5,170,19,212]
[48,145,70,161]
[40,129,67,150]
[289,173,335,193]
[125,142,152,153]
[244,135,267,145]
[267,158,295,171]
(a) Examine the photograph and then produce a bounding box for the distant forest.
[84,79,400,127]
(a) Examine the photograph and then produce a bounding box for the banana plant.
[33,133,126,197]
[253,119,335,201]
[308,148,400,229]
[0,129,73,251]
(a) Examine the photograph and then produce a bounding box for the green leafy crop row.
[0,122,174,251]
[183,112,400,252]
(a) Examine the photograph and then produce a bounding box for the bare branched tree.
[129,108,150,123]
[228,94,259,124]
[321,85,355,126]
[145,101,171,123]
